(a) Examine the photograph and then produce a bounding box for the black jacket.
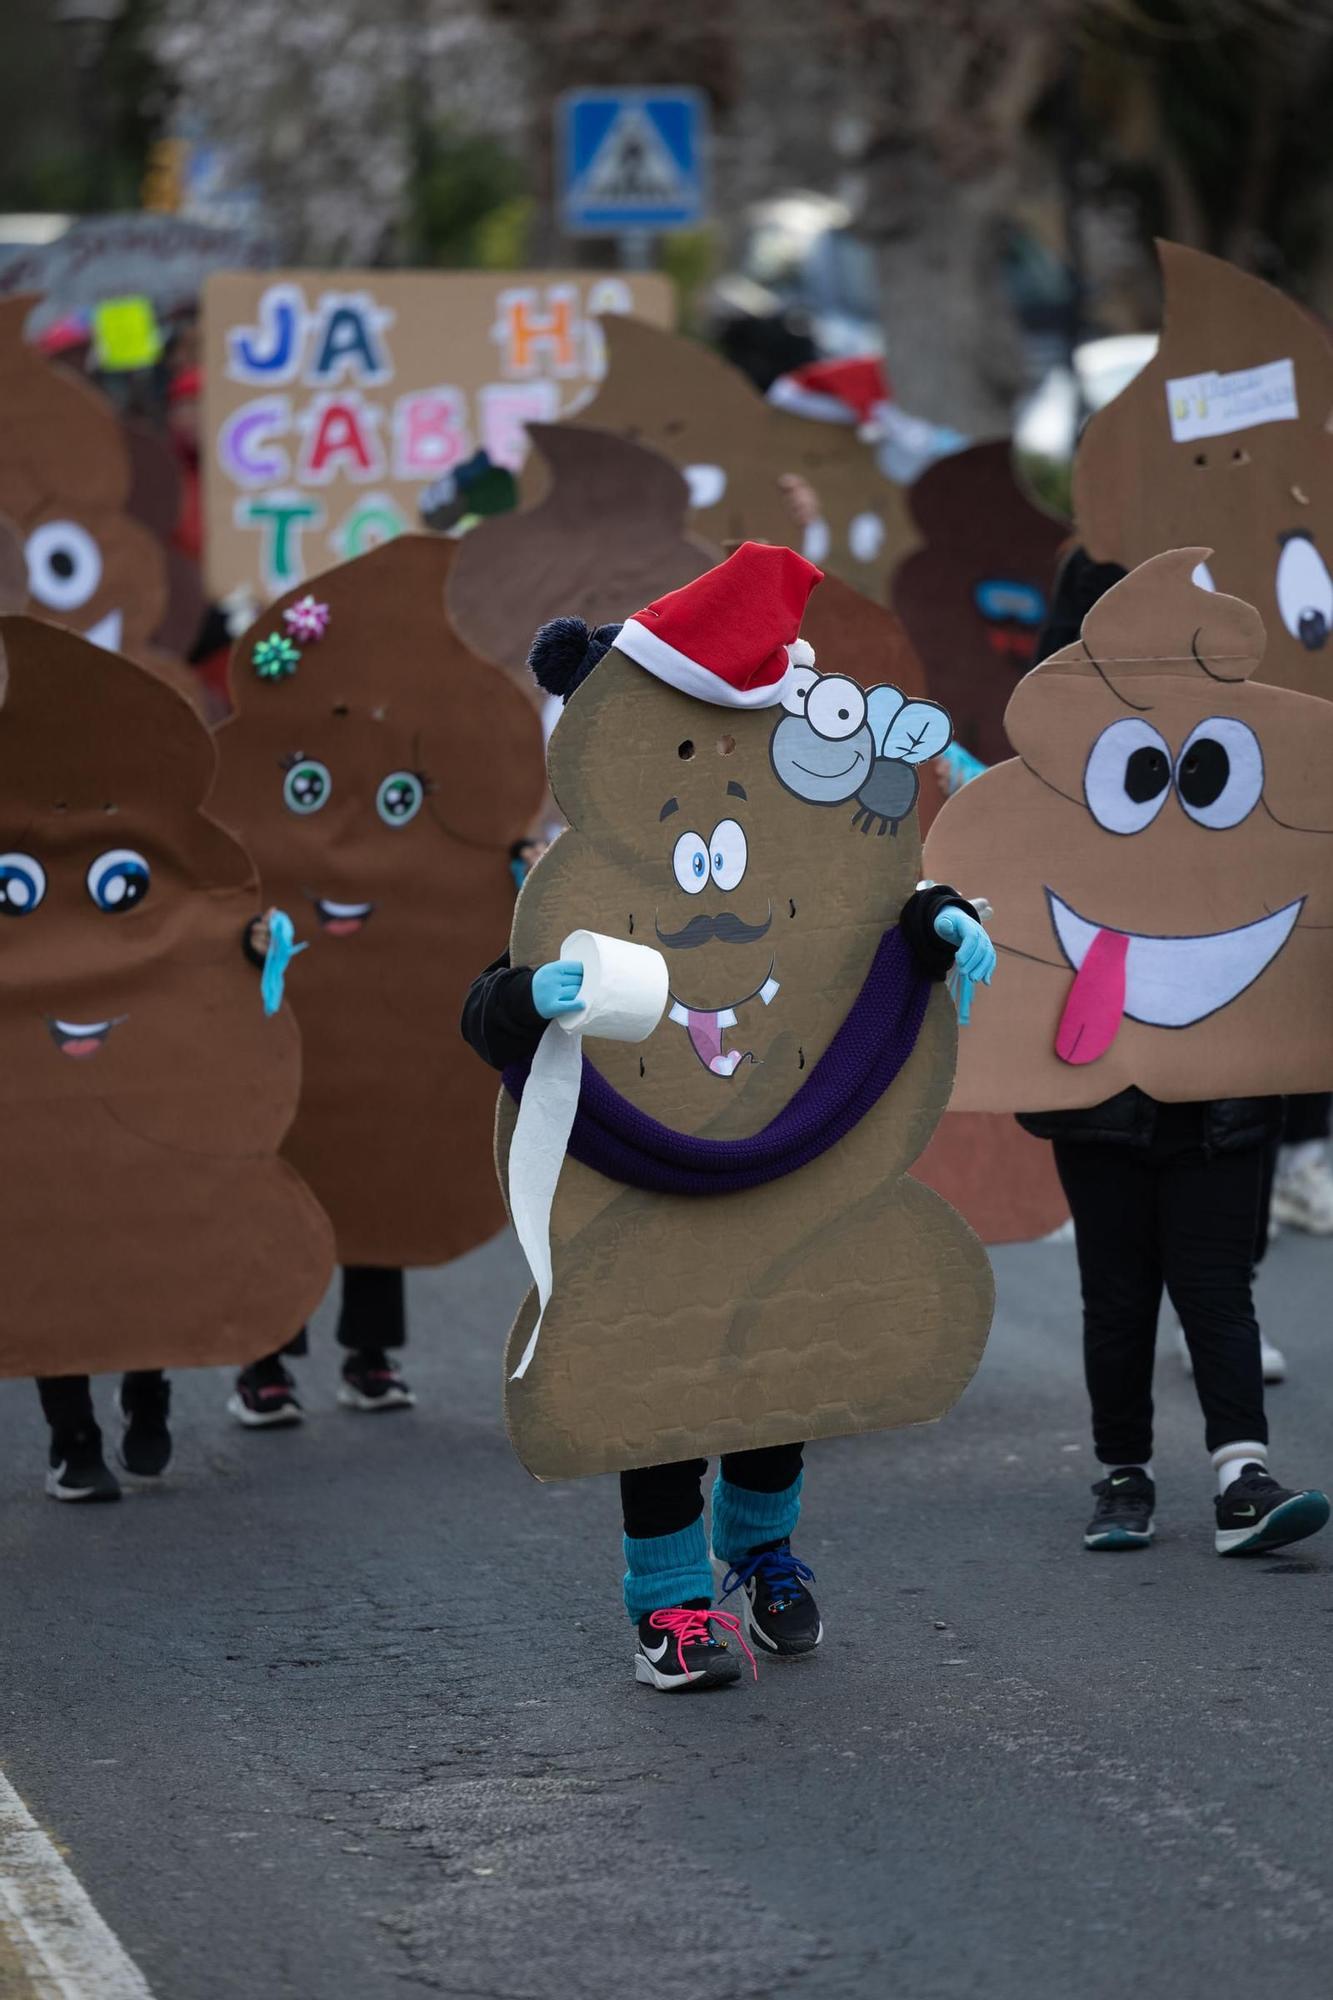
[461,882,976,1074]
[1017,1090,1283,1156]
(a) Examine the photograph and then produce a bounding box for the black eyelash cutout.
[414,769,437,796]
[278,751,306,771]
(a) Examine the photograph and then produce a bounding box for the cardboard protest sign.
[893,440,1068,764]
[564,314,917,600]
[924,549,1333,1111]
[497,557,993,1481]
[0,614,334,1379]
[210,535,546,1267]
[201,270,674,603]
[1074,241,1333,701]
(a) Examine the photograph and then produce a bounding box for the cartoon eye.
[0,852,46,916]
[848,512,885,564]
[780,665,819,717]
[683,464,726,509]
[25,520,103,613]
[709,818,748,892]
[805,675,867,742]
[1191,559,1217,593]
[1175,718,1263,830]
[376,772,425,827]
[282,758,332,815]
[1275,533,1331,651]
[801,518,831,564]
[86,848,150,913]
[1084,718,1172,835]
[672,830,709,895]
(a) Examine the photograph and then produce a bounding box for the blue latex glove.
[531,958,585,1020]
[934,907,996,986]
[261,908,307,1017]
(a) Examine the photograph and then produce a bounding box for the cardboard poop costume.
[210,535,546,1268]
[924,548,1333,1112]
[497,543,994,1480]
[1074,242,1333,702]
[0,613,334,1380]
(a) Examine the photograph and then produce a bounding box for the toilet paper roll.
[508,929,669,1380]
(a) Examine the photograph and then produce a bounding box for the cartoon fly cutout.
[770,661,952,833]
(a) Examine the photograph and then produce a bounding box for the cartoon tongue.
[686,1009,744,1078]
[1056,927,1129,1066]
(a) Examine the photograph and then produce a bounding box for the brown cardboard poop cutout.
[566,316,917,599]
[0,614,334,1380]
[1074,242,1333,701]
[499,602,993,1481]
[211,536,546,1268]
[893,440,1069,765]
[924,549,1333,1111]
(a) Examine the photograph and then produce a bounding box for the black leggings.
[280,1264,405,1359]
[36,1371,162,1440]
[620,1443,805,1540]
[1053,1133,1268,1466]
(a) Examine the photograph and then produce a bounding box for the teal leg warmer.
[710,1472,803,1565]
[623,1519,712,1622]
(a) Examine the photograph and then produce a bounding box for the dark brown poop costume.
[210,536,546,1268]
[500,648,994,1480]
[0,614,334,1380]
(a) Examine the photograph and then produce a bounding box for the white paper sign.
[1166,358,1298,442]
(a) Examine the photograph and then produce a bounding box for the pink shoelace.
[647,1606,757,1680]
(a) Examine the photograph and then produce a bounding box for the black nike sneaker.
[1214,1465,1331,1556]
[117,1371,172,1477]
[634,1602,754,1691]
[337,1349,416,1412]
[1084,1467,1155,1550]
[227,1356,303,1428]
[714,1539,823,1656]
[46,1425,121,1503]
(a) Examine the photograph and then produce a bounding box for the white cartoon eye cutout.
[283,757,332,815]
[805,675,867,741]
[849,512,885,563]
[781,664,819,717]
[1275,533,1332,649]
[683,464,726,509]
[801,518,831,565]
[879,698,953,764]
[709,818,748,892]
[25,520,102,612]
[0,852,46,916]
[672,829,710,894]
[1191,559,1217,592]
[1175,717,1264,830]
[87,848,151,913]
[1084,717,1173,835]
[376,772,425,827]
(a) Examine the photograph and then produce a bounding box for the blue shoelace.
[720,1545,815,1611]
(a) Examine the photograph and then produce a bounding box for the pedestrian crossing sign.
[559,89,708,235]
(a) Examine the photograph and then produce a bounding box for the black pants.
[36,1370,162,1440]
[1284,1091,1331,1146]
[279,1264,405,1360]
[1053,1129,1267,1466]
[620,1443,805,1539]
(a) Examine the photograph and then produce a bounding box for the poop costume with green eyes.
[211,537,546,1266]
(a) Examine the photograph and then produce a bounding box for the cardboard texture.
[1074,241,1333,701]
[564,315,918,599]
[122,417,206,659]
[924,548,1333,1111]
[910,1113,1069,1245]
[499,639,994,1480]
[210,535,546,1267]
[0,613,335,1380]
[201,270,674,603]
[893,440,1069,765]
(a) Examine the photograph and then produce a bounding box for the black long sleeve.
[899,883,978,982]
[1036,546,1127,660]
[461,952,547,1070]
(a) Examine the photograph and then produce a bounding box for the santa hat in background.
[766,356,893,442]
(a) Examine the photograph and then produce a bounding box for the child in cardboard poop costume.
[0,614,334,1501]
[925,550,1333,1559]
[211,537,545,1424]
[463,543,997,1692]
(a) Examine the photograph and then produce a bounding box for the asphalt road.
[2,1224,1332,2000]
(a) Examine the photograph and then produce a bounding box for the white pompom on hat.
[615,541,823,709]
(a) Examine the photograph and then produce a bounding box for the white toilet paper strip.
[507,928,669,1380]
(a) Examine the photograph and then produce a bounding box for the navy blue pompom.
[527,616,623,704]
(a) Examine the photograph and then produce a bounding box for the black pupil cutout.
[51,550,75,579]
[1124,745,1170,804]
[1177,737,1229,809]
[292,767,325,805]
[383,781,415,817]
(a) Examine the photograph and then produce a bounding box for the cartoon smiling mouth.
[1046,890,1304,1065]
[311,896,376,938]
[668,976,781,1077]
[47,1014,127,1059]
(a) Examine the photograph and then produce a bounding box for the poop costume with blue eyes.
[925,548,1333,1111]
[210,536,546,1267]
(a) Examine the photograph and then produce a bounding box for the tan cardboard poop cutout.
[0,614,334,1380]
[499,607,993,1480]
[893,440,1069,765]
[211,536,546,1267]
[924,549,1333,1111]
[566,316,917,599]
[1075,242,1333,701]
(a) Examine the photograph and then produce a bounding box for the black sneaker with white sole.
[227,1356,303,1428]
[337,1349,416,1412]
[715,1539,823,1656]
[46,1426,121,1503]
[634,1602,755,1691]
[1214,1464,1331,1556]
[117,1371,172,1477]
[1084,1467,1155,1550]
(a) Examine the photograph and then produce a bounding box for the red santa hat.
[766,356,894,440]
[616,542,823,709]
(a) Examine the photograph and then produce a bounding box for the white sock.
[1280,1140,1326,1174]
[1106,1461,1152,1481]
[1213,1442,1267,1492]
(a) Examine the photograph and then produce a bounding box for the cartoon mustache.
[654,908,773,950]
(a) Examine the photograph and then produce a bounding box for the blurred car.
[1015,333,1159,462]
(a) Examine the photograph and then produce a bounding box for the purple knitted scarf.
[502,925,929,1197]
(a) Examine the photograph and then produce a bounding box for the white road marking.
[0,1770,155,1999]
